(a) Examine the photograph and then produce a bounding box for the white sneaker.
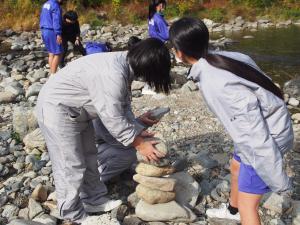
[206,203,241,221]
[83,199,122,213]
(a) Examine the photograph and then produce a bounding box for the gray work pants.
[93,118,137,183]
[36,103,108,223]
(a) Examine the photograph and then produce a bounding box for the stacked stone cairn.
[132,107,198,223]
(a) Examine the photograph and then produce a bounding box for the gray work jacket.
[37,51,144,146]
[189,51,294,192]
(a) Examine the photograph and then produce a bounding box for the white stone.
[81,214,120,225]
[289,98,300,107]
[292,113,300,121]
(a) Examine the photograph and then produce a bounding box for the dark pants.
[61,37,86,67]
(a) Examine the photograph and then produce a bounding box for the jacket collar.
[187,58,205,83]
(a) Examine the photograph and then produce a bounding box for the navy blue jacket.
[40,0,62,35]
[148,13,169,42]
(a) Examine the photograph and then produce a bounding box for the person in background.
[148,0,169,42]
[61,10,86,67]
[170,17,294,225]
[40,0,63,75]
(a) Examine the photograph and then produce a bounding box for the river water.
[215,25,300,86]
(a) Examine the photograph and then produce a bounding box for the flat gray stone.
[136,184,175,204]
[135,200,197,222]
[133,174,176,192]
[136,163,175,177]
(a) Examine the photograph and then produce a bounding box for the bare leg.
[48,53,54,71]
[238,192,262,225]
[230,158,240,208]
[50,54,62,74]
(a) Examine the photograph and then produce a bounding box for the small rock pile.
[133,138,200,223]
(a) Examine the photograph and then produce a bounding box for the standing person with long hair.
[148,0,169,42]
[36,38,171,225]
[40,0,64,75]
[170,17,294,225]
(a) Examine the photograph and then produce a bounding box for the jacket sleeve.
[217,86,291,193]
[155,17,169,41]
[75,21,81,37]
[88,74,139,147]
[52,3,62,35]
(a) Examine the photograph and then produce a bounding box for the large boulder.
[13,106,38,139]
[136,184,175,204]
[135,200,197,223]
[135,163,175,177]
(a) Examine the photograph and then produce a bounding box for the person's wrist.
[132,136,144,149]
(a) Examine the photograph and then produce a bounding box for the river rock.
[149,107,170,120]
[28,198,44,219]
[5,84,24,96]
[168,171,200,208]
[292,113,300,121]
[0,91,16,103]
[0,193,8,207]
[18,208,29,220]
[33,214,57,225]
[27,70,47,83]
[136,184,175,204]
[13,106,38,139]
[262,193,291,214]
[289,97,300,107]
[81,214,120,225]
[23,128,46,153]
[136,163,175,177]
[207,218,239,225]
[2,204,19,218]
[284,78,300,100]
[8,219,45,225]
[132,81,145,91]
[31,184,48,202]
[123,215,145,225]
[127,192,140,208]
[193,153,219,169]
[135,200,197,222]
[26,83,43,98]
[181,81,198,92]
[133,174,176,192]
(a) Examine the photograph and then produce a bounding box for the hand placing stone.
[136,137,171,167]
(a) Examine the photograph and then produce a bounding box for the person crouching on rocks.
[148,0,169,43]
[36,38,171,225]
[169,17,294,225]
[60,10,86,68]
[40,0,64,75]
[93,36,159,183]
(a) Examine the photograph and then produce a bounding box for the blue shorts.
[41,29,63,55]
[233,152,271,195]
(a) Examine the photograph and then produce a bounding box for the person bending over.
[61,10,86,67]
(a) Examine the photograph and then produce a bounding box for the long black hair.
[148,0,167,20]
[127,38,171,94]
[169,17,283,100]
